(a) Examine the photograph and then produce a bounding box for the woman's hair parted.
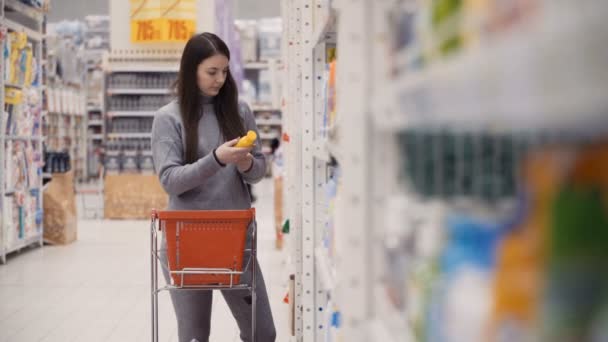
[175,32,246,164]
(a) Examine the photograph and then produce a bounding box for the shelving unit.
[282,0,343,340]
[103,66,175,174]
[243,57,284,171]
[0,0,46,264]
[84,15,109,180]
[44,23,90,183]
[363,1,608,341]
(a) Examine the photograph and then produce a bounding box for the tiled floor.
[0,179,290,342]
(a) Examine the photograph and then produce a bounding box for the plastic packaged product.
[490,147,563,342]
[257,18,282,60]
[541,143,608,341]
[430,213,500,342]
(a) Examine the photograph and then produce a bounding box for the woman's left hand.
[236,153,254,172]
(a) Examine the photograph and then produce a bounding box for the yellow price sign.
[130,0,196,43]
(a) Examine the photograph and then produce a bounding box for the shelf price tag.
[130,0,197,43]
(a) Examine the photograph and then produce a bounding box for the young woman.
[151,32,276,342]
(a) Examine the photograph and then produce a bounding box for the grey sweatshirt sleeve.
[238,101,267,184]
[152,108,223,196]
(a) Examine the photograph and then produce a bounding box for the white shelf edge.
[2,17,43,42]
[259,132,280,140]
[375,2,608,134]
[106,65,179,73]
[255,118,282,126]
[4,0,44,22]
[244,62,270,70]
[4,233,43,255]
[5,135,42,141]
[107,133,152,139]
[251,105,281,112]
[107,88,171,95]
[107,111,156,117]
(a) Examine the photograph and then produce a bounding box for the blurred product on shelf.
[257,18,282,61]
[387,0,540,76]
[42,151,71,173]
[17,0,44,8]
[108,72,175,90]
[235,20,258,63]
[235,18,282,62]
[107,94,173,111]
[388,142,608,341]
[397,131,521,200]
[84,15,110,50]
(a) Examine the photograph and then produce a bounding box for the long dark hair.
[175,32,246,164]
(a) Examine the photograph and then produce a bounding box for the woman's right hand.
[215,138,253,165]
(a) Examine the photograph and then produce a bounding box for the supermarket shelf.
[107,88,171,95]
[90,134,104,140]
[244,62,270,70]
[251,104,281,112]
[107,132,151,139]
[4,82,23,89]
[88,120,104,126]
[107,111,155,118]
[2,17,44,42]
[315,246,336,292]
[255,118,282,126]
[87,105,103,111]
[375,2,608,134]
[259,132,280,141]
[106,65,179,73]
[310,4,337,48]
[5,187,40,195]
[4,233,42,256]
[86,28,109,34]
[5,135,42,141]
[4,0,44,23]
[106,150,153,157]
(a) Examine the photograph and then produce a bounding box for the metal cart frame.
[150,209,257,342]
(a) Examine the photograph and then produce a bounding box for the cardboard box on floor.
[104,174,167,219]
[44,170,77,245]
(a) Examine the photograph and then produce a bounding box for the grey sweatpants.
[160,234,276,342]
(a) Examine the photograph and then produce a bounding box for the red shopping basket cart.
[150,208,257,342]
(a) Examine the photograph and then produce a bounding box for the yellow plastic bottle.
[235,130,257,147]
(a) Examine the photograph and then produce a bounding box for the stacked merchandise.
[104,72,174,174]
[102,67,172,219]
[44,22,88,182]
[236,18,283,170]
[377,1,608,341]
[84,15,109,179]
[1,0,46,263]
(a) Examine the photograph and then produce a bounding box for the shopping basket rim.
[151,208,256,221]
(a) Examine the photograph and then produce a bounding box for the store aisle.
[0,178,289,342]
